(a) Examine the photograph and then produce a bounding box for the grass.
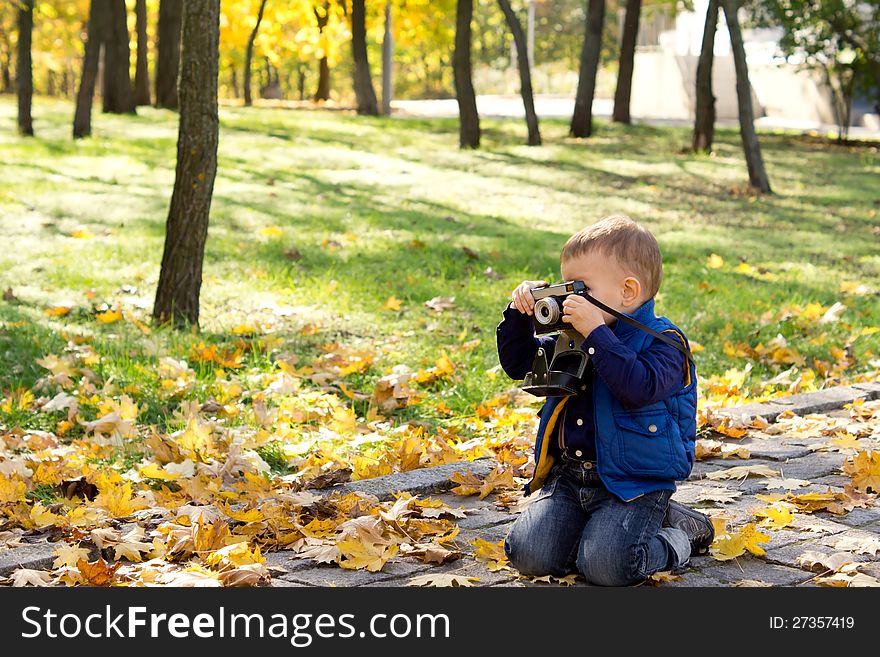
[1,95,878,437]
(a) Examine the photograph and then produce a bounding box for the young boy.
[497,214,713,586]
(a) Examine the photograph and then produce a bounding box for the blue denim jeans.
[503,457,691,586]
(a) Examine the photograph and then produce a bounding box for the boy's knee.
[577,540,645,587]
[504,532,562,577]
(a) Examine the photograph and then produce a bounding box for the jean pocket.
[531,472,561,502]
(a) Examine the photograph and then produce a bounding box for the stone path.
[2,382,878,587]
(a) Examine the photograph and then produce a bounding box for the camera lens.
[534,298,560,325]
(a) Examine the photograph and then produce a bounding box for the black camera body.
[521,280,591,397]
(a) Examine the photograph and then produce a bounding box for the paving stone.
[264,550,322,573]
[828,506,880,527]
[269,578,312,587]
[740,438,812,461]
[772,453,846,480]
[456,508,517,529]
[0,541,59,577]
[849,382,880,399]
[661,571,725,587]
[280,559,426,587]
[330,457,495,502]
[699,556,812,586]
[770,386,871,414]
[763,537,870,571]
[717,403,791,423]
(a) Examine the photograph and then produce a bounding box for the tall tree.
[313,2,331,101]
[497,0,540,145]
[722,0,770,193]
[0,27,12,94]
[73,0,109,139]
[381,0,392,115]
[134,0,151,106]
[692,0,718,152]
[156,0,182,109]
[103,0,135,114]
[612,0,640,124]
[570,0,605,138]
[244,0,268,106]
[17,0,34,136]
[454,0,480,148]
[153,0,221,330]
[351,0,378,114]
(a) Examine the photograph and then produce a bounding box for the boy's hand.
[510,280,548,315]
[562,293,606,336]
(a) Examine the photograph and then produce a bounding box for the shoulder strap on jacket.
[583,293,696,367]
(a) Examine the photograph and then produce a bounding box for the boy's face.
[561,249,645,326]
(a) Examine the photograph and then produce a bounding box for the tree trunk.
[692,0,718,152]
[497,0,540,145]
[351,0,379,114]
[612,0,640,124]
[454,0,480,148]
[103,0,136,114]
[243,0,268,106]
[74,0,109,138]
[313,3,330,101]
[381,0,392,115]
[230,65,240,98]
[722,0,770,193]
[2,55,11,94]
[17,0,34,136]
[134,0,151,105]
[155,0,182,109]
[152,0,221,330]
[570,0,605,138]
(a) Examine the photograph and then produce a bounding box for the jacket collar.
[610,297,656,338]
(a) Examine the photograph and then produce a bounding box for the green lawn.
[1,96,878,435]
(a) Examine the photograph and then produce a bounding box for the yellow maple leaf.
[93,475,148,518]
[711,523,770,561]
[53,543,92,569]
[383,296,402,311]
[95,308,122,323]
[0,477,26,504]
[471,538,510,571]
[843,451,880,493]
[337,537,398,572]
[706,254,724,269]
[30,503,65,529]
[754,505,795,529]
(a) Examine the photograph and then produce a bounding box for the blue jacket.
[516,298,698,502]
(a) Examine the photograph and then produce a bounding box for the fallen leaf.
[407,573,479,587]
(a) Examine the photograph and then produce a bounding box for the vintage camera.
[522,280,591,397]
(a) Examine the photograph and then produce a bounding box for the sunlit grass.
[1,96,878,431]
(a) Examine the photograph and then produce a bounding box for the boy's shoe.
[662,500,714,556]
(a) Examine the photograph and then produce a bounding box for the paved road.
[392,95,880,140]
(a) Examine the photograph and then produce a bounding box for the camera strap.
[582,293,697,367]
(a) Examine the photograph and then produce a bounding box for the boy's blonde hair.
[561,214,663,300]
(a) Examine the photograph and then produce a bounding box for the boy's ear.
[621,276,641,305]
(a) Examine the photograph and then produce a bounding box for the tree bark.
[74,0,109,138]
[351,0,379,114]
[152,0,221,331]
[692,0,718,152]
[17,0,34,136]
[722,0,770,193]
[497,0,540,145]
[381,0,392,115]
[570,0,605,138]
[454,0,480,148]
[313,3,330,101]
[103,0,136,114]
[243,0,268,106]
[134,0,151,105]
[612,0,640,124]
[155,0,182,109]
[0,29,12,94]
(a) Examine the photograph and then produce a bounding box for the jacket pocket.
[613,410,677,477]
